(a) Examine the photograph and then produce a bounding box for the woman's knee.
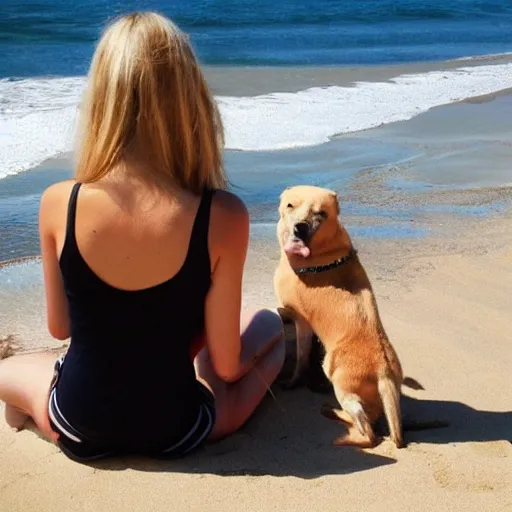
[0,353,55,419]
[259,308,284,335]
[242,307,284,342]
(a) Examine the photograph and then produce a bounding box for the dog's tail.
[378,374,404,448]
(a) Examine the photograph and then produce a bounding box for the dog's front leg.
[285,317,314,389]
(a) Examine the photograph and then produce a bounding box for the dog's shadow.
[399,394,512,446]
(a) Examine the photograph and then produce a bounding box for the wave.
[220,63,512,150]
[4,2,508,41]
[0,62,511,180]
[0,76,83,179]
[164,1,512,29]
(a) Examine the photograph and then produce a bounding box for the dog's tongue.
[284,239,311,258]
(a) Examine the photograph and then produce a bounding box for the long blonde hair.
[75,12,227,194]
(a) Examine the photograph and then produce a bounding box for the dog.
[274,185,404,448]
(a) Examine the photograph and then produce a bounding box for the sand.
[203,53,512,96]
[1,212,511,512]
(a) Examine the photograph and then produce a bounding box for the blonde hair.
[75,12,227,194]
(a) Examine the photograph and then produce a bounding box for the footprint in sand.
[0,335,18,359]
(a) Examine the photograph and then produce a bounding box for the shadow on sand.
[13,331,511,479]
[86,382,511,478]
[88,387,395,478]
[400,394,512,446]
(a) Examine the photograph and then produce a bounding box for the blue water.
[1,0,512,77]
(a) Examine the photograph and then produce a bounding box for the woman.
[0,12,285,462]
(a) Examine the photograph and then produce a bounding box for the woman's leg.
[195,308,285,440]
[0,352,60,441]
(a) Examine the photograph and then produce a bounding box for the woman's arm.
[39,183,71,340]
[203,191,251,383]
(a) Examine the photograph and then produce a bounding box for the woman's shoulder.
[211,189,248,225]
[209,190,249,247]
[40,180,77,207]
[40,179,78,218]
[39,180,77,236]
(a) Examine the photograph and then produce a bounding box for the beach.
[1,215,511,511]
[1,1,512,509]
[1,75,512,510]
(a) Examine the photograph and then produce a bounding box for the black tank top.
[55,183,213,449]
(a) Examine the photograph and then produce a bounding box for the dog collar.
[293,248,358,276]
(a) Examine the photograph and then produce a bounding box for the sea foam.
[0,63,511,180]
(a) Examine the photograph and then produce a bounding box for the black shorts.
[48,356,216,463]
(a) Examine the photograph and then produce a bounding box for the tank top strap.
[65,182,82,247]
[188,188,214,258]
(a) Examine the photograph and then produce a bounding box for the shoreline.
[203,53,512,96]
[2,53,512,179]
[1,89,511,264]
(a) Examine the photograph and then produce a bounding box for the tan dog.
[274,185,404,448]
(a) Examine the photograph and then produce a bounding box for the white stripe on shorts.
[48,389,82,443]
[181,404,213,455]
[161,407,203,453]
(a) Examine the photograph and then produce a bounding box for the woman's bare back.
[53,178,205,292]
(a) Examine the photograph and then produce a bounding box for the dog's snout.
[293,222,310,241]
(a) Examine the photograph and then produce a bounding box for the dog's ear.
[329,190,340,215]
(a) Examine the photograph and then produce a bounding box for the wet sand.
[203,53,512,96]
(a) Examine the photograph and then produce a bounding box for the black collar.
[293,248,358,276]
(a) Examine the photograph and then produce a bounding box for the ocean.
[2,0,512,75]
[1,0,512,183]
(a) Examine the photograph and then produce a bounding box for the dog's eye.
[286,203,293,209]
[318,210,328,218]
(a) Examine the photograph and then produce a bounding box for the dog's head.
[277,185,341,259]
